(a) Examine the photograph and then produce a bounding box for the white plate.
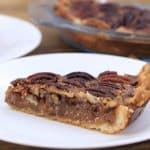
[0,15,42,63]
[0,53,149,149]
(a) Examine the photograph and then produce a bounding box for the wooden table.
[0,0,149,149]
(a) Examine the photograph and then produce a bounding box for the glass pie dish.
[29,0,150,58]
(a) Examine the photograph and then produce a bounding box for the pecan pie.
[5,64,150,134]
[55,0,150,33]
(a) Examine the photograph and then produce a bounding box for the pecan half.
[63,79,85,87]
[65,72,95,81]
[98,71,131,84]
[65,72,95,87]
[27,72,60,84]
[87,86,117,98]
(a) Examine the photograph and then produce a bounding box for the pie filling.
[55,0,150,32]
[6,71,137,124]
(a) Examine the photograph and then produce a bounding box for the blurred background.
[0,0,149,58]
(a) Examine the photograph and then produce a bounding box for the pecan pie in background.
[54,0,150,57]
[5,64,150,134]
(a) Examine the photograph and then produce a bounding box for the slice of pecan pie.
[54,0,150,33]
[5,64,150,134]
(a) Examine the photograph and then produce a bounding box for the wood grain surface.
[0,0,149,149]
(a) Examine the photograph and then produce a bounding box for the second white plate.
[0,53,149,149]
[0,15,42,63]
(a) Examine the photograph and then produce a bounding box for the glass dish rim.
[29,0,150,44]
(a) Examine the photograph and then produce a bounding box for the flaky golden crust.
[125,64,150,107]
[5,64,150,134]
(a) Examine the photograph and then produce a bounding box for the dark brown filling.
[46,94,115,123]
[7,71,137,123]
[62,0,150,31]
[6,90,115,123]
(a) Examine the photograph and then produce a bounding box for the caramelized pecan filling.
[11,71,137,102]
[45,94,115,123]
[27,72,60,84]
[8,71,137,123]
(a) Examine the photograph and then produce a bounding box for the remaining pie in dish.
[54,0,150,33]
[5,64,150,134]
[54,0,150,57]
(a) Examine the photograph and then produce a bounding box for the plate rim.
[0,53,149,149]
[0,135,149,150]
[0,52,147,65]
